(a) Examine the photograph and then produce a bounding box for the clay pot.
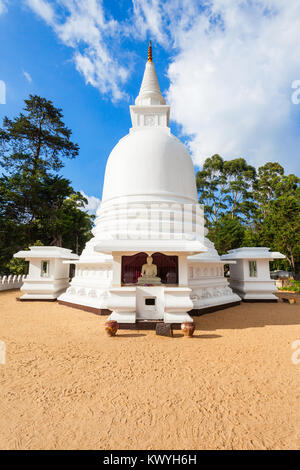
[105,320,119,337]
[181,322,195,338]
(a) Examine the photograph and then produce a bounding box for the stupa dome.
[88,41,205,249]
[101,41,197,204]
[101,128,197,203]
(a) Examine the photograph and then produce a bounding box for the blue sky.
[1,1,300,212]
[0,0,173,203]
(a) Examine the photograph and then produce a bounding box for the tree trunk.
[76,234,79,255]
[50,234,62,247]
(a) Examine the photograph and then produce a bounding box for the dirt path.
[0,290,300,449]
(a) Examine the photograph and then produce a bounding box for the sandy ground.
[0,290,300,450]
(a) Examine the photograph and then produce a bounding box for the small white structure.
[14,246,78,300]
[221,247,285,300]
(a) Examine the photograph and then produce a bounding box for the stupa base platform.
[58,300,111,316]
[190,301,241,315]
[242,298,278,302]
[58,299,242,318]
[17,296,57,302]
[232,290,279,301]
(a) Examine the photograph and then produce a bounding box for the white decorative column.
[106,253,136,323]
[164,287,193,323]
[161,254,193,323]
[107,287,137,323]
[112,254,122,287]
[178,255,188,286]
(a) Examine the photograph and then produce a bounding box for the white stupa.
[58,42,240,323]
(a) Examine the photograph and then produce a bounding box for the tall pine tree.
[0,95,93,273]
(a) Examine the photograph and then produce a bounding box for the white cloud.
[80,191,101,215]
[25,0,300,173]
[23,70,32,83]
[25,0,128,101]
[131,0,201,47]
[131,0,169,44]
[164,0,300,171]
[26,0,55,24]
[130,0,300,172]
[0,0,7,15]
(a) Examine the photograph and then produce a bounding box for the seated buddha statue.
[137,256,161,285]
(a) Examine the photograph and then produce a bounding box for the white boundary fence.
[0,275,26,291]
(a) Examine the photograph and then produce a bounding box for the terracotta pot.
[105,320,119,337]
[181,322,195,338]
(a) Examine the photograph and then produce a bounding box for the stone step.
[118,320,182,330]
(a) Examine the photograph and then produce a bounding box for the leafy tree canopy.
[0,95,93,274]
[198,155,300,272]
[0,95,79,176]
[197,155,256,224]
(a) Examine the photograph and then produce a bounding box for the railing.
[0,274,26,291]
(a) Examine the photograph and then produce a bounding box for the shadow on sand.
[116,333,147,338]
[172,333,222,339]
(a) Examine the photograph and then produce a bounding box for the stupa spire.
[148,40,152,62]
[135,41,165,106]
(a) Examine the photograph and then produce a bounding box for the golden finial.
[148,40,152,62]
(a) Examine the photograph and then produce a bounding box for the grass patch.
[278,280,300,293]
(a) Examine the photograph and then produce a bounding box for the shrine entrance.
[121,252,178,285]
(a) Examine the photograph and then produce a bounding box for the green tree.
[0,94,79,177]
[256,192,300,272]
[249,162,300,271]
[197,156,256,224]
[196,154,227,225]
[207,214,245,254]
[0,95,93,273]
[41,191,94,253]
[197,155,299,272]
[222,158,256,219]
[254,162,284,205]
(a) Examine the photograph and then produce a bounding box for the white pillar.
[178,255,188,286]
[112,254,122,287]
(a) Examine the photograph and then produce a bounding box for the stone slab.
[155,322,173,337]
